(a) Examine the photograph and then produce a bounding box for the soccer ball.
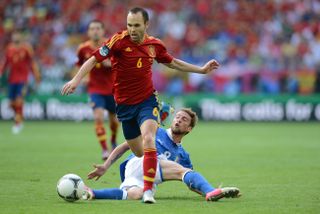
[57,174,85,202]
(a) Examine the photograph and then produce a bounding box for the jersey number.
[137,58,142,68]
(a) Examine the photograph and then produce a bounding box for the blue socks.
[92,188,127,200]
[183,171,215,195]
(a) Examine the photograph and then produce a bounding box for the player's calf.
[82,186,127,200]
[127,186,143,200]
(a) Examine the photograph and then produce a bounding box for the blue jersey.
[155,128,193,169]
[119,128,193,181]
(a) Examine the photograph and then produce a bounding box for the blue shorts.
[116,93,160,140]
[89,93,116,113]
[8,83,25,100]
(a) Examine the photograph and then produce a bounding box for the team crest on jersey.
[125,47,132,52]
[148,45,156,57]
[153,107,159,117]
[95,63,101,68]
[99,45,109,56]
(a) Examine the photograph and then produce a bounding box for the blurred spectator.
[1,0,320,96]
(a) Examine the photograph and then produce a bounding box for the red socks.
[143,148,157,192]
[13,102,23,125]
[95,123,107,151]
[110,122,118,146]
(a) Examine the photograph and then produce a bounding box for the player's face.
[127,12,148,43]
[12,33,22,44]
[171,111,192,135]
[88,22,104,42]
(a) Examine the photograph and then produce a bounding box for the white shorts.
[120,156,163,190]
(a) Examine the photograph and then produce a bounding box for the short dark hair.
[88,20,104,29]
[129,7,149,23]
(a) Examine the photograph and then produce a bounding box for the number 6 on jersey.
[137,58,142,68]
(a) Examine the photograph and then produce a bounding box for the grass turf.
[0,121,319,214]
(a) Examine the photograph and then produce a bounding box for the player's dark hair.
[88,20,104,29]
[179,108,198,129]
[129,7,149,23]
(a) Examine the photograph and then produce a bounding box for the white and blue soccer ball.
[57,174,85,202]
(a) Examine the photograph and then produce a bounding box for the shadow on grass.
[55,196,240,205]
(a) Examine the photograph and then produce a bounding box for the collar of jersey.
[166,128,182,145]
[129,33,150,45]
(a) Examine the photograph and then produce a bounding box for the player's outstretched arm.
[87,142,130,181]
[164,58,219,74]
[31,60,41,84]
[61,56,97,95]
[0,57,8,77]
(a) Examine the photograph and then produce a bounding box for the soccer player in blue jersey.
[83,108,241,201]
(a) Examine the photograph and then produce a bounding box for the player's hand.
[87,164,107,181]
[201,59,219,74]
[61,79,79,95]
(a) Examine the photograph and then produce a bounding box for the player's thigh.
[126,186,143,200]
[160,160,191,181]
[90,94,105,122]
[126,135,143,157]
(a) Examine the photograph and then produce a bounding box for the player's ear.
[145,21,149,29]
[187,126,192,133]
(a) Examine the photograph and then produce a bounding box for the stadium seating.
[1,0,319,95]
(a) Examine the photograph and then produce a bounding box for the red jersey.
[1,43,34,84]
[93,30,173,105]
[76,40,114,95]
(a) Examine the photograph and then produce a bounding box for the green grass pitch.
[0,121,319,214]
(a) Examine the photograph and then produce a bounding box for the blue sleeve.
[177,149,193,169]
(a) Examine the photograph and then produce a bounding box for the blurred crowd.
[1,0,320,96]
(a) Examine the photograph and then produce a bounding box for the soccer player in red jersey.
[0,31,41,134]
[76,20,119,160]
[62,7,219,203]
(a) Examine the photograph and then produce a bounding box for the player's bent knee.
[133,150,144,157]
[94,109,104,123]
[181,168,192,179]
[95,118,104,124]
[15,97,23,105]
[126,187,143,200]
[110,121,119,131]
[127,136,144,157]
[174,167,190,180]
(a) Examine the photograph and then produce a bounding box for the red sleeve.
[0,54,8,75]
[155,43,173,64]
[92,31,126,62]
[24,44,34,62]
[76,47,84,66]
[92,44,110,63]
